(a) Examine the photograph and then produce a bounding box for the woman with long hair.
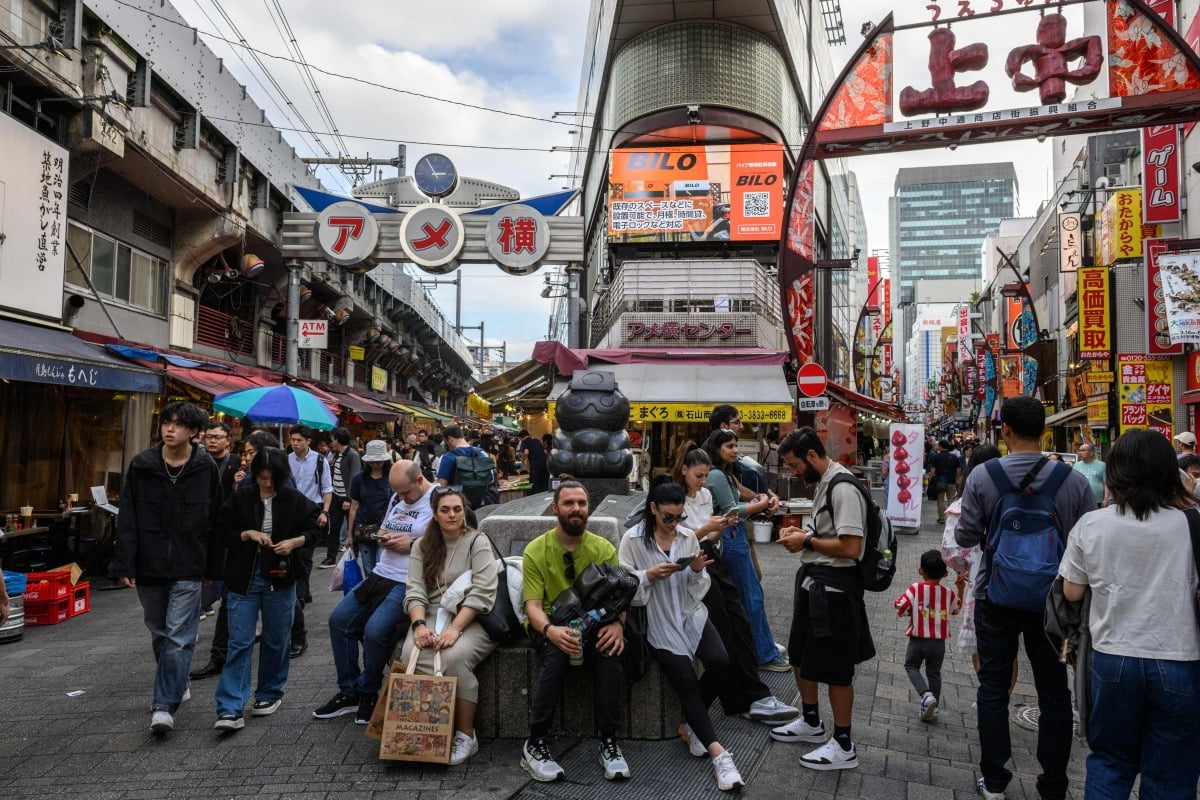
[1059,429,1200,799]
[701,429,783,670]
[400,486,500,765]
[345,440,393,576]
[618,474,744,791]
[213,447,320,730]
[674,446,800,724]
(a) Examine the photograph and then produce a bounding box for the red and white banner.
[886,423,925,529]
[867,256,881,308]
[957,305,972,364]
[1142,126,1181,225]
[1145,237,1182,355]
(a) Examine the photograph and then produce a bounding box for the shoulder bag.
[471,533,524,644]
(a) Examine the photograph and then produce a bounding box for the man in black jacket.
[114,402,223,734]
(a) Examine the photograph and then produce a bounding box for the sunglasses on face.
[563,551,575,580]
[660,511,688,524]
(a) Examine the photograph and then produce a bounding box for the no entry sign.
[797,362,828,398]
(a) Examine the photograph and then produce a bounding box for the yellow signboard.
[1087,371,1114,383]
[1099,188,1142,265]
[349,345,365,361]
[1086,394,1108,428]
[549,401,793,425]
[371,365,388,392]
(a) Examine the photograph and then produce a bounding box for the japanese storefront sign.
[1086,393,1109,429]
[1004,296,1025,351]
[370,365,388,393]
[0,112,69,321]
[1058,212,1082,273]
[554,402,794,425]
[1099,189,1143,266]
[1118,354,1173,437]
[348,345,365,361]
[1141,126,1181,224]
[1156,252,1200,344]
[298,320,328,349]
[624,318,753,344]
[485,203,550,275]
[999,356,1022,399]
[1144,238,1182,356]
[957,305,972,364]
[400,204,464,274]
[608,144,784,242]
[1078,267,1111,360]
[315,201,381,267]
[975,346,987,400]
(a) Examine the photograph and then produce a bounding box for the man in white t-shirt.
[312,460,435,725]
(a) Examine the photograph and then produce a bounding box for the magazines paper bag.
[378,648,457,763]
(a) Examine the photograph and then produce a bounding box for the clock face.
[413,153,458,198]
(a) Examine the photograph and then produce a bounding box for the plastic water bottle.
[878,549,894,572]
[578,607,606,637]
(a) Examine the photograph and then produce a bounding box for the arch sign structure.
[778,0,1200,366]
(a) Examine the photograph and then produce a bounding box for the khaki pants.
[936,482,957,521]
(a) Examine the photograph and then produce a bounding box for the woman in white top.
[1059,428,1200,799]
[619,475,744,792]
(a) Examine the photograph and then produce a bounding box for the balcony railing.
[196,306,254,356]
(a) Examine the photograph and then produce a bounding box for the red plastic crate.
[23,571,71,602]
[69,582,90,617]
[25,597,70,626]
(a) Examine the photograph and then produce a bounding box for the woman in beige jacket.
[401,486,500,764]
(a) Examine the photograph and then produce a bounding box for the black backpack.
[452,447,496,509]
[816,472,897,592]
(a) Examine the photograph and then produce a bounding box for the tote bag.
[379,648,458,763]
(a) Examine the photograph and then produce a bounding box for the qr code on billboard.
[743,192,770,218]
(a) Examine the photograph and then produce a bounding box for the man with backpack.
[956,396,1095,800]
[437,425,496,511]
[772,427,881,772]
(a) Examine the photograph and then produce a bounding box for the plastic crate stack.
[23,571,89,626]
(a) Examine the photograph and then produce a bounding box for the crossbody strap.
[1184,508,1200,588]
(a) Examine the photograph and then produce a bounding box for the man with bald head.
[313,460,435,724]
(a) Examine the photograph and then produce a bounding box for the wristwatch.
[803,533,815,551]
[412,619,427,629]
[542,621,553,636]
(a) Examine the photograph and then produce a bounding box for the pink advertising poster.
[886,423,925,528]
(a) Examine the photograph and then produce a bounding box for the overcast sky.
[167,1,1091,358]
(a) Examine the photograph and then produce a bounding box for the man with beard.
[519,481,629,784]
[771,427,875,772]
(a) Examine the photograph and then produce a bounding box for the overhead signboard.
[797,396,830,412]
[400,204,465,274]
[1099,188,1144,266]
[314,201,380,267]
[1142,125,1181,224]
[298,320,327,349]
[0,112,69,322]
[1059,213,1082,273]
[485,203,550,275]
[1157,252,1200,344]
[607,143,784,243]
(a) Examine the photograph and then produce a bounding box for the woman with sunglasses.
[618,474,745,792]
[399,485,500,765]
[702,429,783,671]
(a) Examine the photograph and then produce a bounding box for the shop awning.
[389,402,456,423]
[324,389,399,423]
[549,363,793,424]
[0,318,162,393]
[167,366,273,397]
[825,382,906,422]
[474,358,550,405]
[1044,405,1087,427]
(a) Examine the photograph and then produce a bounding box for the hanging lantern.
[240,253,266,278]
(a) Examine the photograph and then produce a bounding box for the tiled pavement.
[0,495,1096,799]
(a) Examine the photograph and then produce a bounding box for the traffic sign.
[797,362,828,397]
[797,396,830,412]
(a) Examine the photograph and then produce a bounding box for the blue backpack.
[983,457,1070,613]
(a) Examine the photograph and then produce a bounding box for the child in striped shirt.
[894,550,961,721]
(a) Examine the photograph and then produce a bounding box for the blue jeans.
[1085,651,1200,800]
[136,580,202,713]
[974,599,1073,800]
[355,542,379,579]
[215,573,296,717]
[328,580,406,697]
[721,523,777,664]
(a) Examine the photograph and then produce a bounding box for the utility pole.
[285,261,301,376]
[415,271,462,332]
[565,262,583,348]
[459,321,486,371]
[301,144,407,182]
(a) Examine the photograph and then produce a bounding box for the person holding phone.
[619,475,744,792]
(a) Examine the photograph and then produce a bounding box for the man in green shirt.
[1072,442,1106,506]
[520,481,629,784]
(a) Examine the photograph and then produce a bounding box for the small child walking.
[894,550,961,721]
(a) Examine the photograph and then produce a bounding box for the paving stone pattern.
[0,495,1103,799]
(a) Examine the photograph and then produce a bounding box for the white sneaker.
[742,695,801,724]
[599,737,630,780]
[770,716,826,744]
[799,738,858,771]
[150,711,174,733]
[449,731,479,765]
[976,777,1006,800]
[678,722,707,757]
[920,692,938,721]
[181,686,191,703]
[521,738,564,782]
[712,751,745,792]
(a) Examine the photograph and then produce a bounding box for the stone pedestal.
[578,478,628,511]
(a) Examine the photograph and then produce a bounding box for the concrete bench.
[470,514,682,740]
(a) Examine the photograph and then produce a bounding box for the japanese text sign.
[1058,212,1081,273]
[315,201,380,267]
[625,318,753,345]
[1099,188,1143,266]
[608,143,784,242]
[1144,238,1182,356]
[1118,354,1172,437]
[1156,252,1200,344]
[957,305,972,364]
[1141,126,1180,224]
[485,203,550,275]
[1078,267,1111,360]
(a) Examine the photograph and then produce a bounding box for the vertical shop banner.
[886,423,925,529]
[1086,393,1110,429]
[999,356,1023,399]
[867,256,881,307]
[1118,354,1174,436]
[1141,127,1181,224]
[975,346,987,400]
[1145,238,1182,355]
[1004,295,1025,351]
[1099,189,1144,265]
[1078,267,1111,360]
[957,305,972,364]
[1059,212,1082,272]
[1156,252,1200,343]
[1188,12,1200,136]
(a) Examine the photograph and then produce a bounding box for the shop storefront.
[0,318,163,509]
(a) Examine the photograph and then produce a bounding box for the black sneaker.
[354,694,377,725]
[317,557,337,569]
[312,692,358,719]
[214,713,244,731]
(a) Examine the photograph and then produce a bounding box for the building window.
[66,222,169,315]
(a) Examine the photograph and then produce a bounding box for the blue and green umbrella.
[213,384,338,431]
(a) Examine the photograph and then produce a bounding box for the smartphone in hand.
[675,556,697,568]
